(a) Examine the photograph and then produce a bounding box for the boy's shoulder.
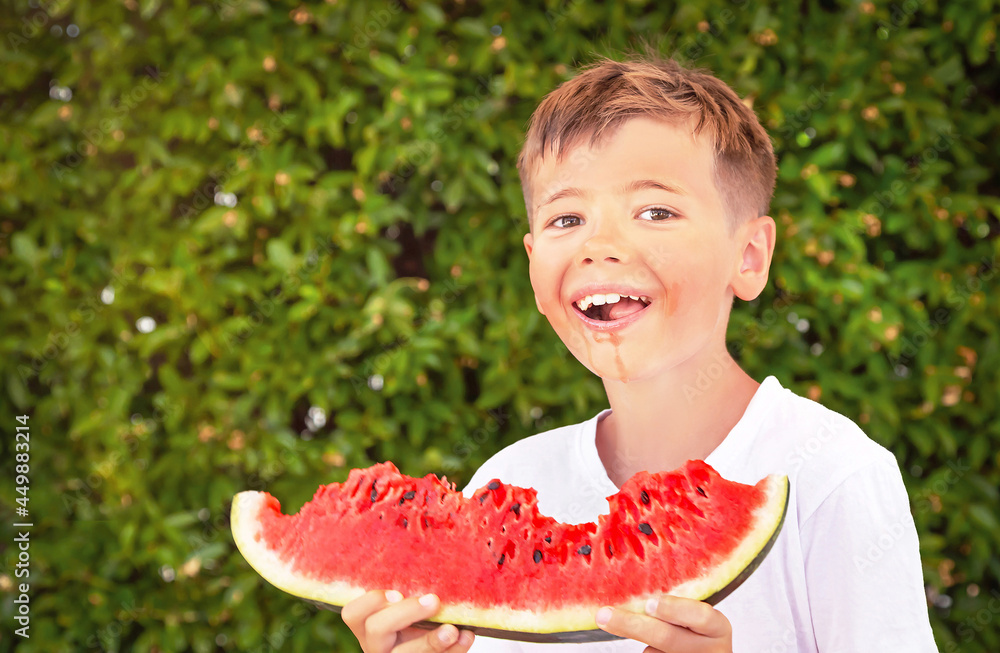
[750,377,897,474]
[733,377,905,523]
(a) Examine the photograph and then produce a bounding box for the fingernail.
[596,606,613,627]
[419,593,437,608]
[438,626,457,644]
[459,631,475,646]
[385,590,403,603]
[645,597,659,616]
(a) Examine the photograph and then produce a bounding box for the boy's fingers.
[645,595,730,638]
[396,625,476,653]
[595,601,730,653]
[455,629,476,650]
[595,606,670,649]
[341,591,475,653]
[443,627,476,652]
[364,593,443,647]
[341,590,393,633]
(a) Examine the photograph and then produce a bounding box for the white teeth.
[575,293,651,312]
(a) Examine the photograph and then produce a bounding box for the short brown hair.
[517,54,776,229]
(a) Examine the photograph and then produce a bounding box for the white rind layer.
[231,474,789,634]
[666,474,789,601]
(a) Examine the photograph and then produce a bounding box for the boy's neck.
[595,353,760,488]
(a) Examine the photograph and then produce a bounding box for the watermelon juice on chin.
[231,459,788,643]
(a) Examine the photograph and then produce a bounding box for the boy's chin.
[577,358,647,384]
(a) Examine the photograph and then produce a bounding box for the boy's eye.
[547,208,676,228]
[549,215,582,228]
[637,207,677,221]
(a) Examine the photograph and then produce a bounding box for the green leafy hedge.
[1,0,998,651]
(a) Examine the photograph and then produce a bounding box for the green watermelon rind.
[231,473,789,643]
[701,474,789,607]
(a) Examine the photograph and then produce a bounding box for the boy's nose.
[581,252,622,264]
[578,231,631,265]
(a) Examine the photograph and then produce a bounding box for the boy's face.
[522,117,760,383]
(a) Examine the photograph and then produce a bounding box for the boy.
[342,54,938,652]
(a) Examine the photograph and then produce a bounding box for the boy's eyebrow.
[619,178,688,199]
[535,179,687,213]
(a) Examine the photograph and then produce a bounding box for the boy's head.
[517,54,776,231]
[516,53,778,384]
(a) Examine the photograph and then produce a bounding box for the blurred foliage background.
[1,0,998,651]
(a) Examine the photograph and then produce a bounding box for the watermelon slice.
[231,460,788,643]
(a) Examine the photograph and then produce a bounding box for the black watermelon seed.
[696,486,707,497]
[638,522,653,536]
[497,553,505,567]
[401,518,408,528]
[487,481,501,490]
[510,502,521,517]
[404,490,416,500]
[422,516,429,528]
[640,490,650,505]
[545,536,552,543]
[478,493,488,504]
[370,481,378,502]
[533,549,542,563]
[577,545,592,555]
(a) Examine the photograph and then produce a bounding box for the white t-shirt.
[462,376,938,653]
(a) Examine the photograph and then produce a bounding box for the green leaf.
[930,55,964,87]
[968,504,1000,539]
[365,247,392,287]
[418,3,446,26]
[11,232,39,266]
[266,239,296,272]
[810,142,847,167]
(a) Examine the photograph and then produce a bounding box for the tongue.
[603,298,646,321]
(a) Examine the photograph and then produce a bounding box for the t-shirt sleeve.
[463,460,500,497]
[800,455,938,652]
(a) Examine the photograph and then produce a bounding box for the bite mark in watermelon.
[231,460,788,643]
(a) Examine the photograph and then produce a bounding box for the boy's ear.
[731,215,776,301]
[523,232,546,315]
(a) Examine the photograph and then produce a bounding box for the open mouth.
[572,293,652,322]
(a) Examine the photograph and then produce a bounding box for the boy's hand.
[342,590,476,653]
[595,596,732,653]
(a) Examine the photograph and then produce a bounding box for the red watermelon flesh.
[232,460,788,642]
